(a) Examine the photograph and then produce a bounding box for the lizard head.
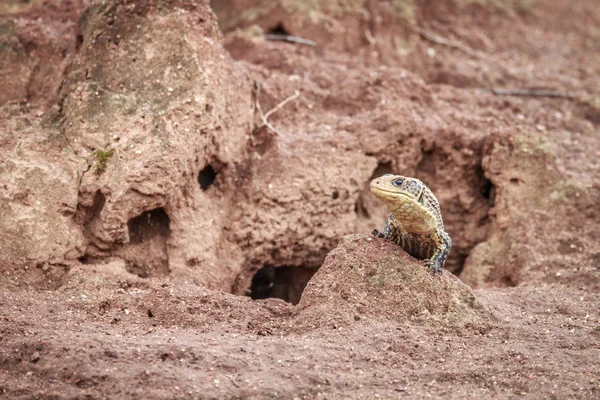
[370,173,443,234]
[369,174,426,205]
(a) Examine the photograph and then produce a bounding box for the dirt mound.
[297,235,487,330]
[1,0,256,290]
[61,0,254,289]
[462,131,600,288]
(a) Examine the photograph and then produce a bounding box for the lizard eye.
[392,178,403,187]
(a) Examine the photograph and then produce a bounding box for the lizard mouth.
[370,187,413,197]
[370,187,424,204]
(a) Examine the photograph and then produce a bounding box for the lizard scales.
[370,174,452,274]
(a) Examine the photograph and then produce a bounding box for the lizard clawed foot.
[371,229,386,239]
[424,259,443,275]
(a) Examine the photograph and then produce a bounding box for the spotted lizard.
[370,174,452,274]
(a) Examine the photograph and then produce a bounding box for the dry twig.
[417,27,580,102]
[254,83,279,134]
[264,90,300,120]
[483,88,575,99]
[418,28,578,100]
[254,83,301,135]
[228,374,240,388]
[265,34,317,46]
[418,28,481,58]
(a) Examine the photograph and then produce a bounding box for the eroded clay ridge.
[1,0,598,295]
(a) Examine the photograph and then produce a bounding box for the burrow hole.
[267,23,290,36]
[481,178,495,206]
[198,165,217,191]
[476,166,496,206]
[249,265,317,305]
[500,276,517,287]
[128,208,170,243]
[75,34,84,51]
[122,207,171,278]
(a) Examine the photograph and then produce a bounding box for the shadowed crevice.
[198,165,217,191]
[120,208,171,278]
[249,265,316,305]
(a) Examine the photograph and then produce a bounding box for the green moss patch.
[92,148,115,175]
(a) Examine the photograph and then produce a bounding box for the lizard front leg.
[372,214,394,239]
[423,230,452,274]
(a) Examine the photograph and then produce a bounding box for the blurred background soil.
[0,0,598,398]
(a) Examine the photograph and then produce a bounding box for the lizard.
[369,173,452,274]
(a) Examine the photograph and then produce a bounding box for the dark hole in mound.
[128,208,170,244]
[500,276,517,287]
[198,165,217,191]
[481,178,494,197]
[417,149,436,175]
[476,166,495,206]
[75,34,84,51]
[267,23,290,36]
[354,199,368,217]
[123,208,171,278]
[249,265,316,305]
[451,253,469,277]
[482,179,495,206]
